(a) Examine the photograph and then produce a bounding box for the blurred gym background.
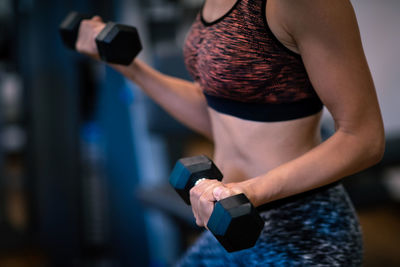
[0,0,399,266]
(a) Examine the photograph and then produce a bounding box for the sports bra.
[183,0,323,122]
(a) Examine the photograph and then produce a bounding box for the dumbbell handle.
[192,177,264,252]
[169,155,264,252]
[59,12,92,50]
[192,177,260,233]
[60,11,113,50]
[192,177,246,206]
[60,11,141,65]
[193,178,251,210]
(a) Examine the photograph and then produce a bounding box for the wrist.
[239,172,284,207]
[236,178,263,207]
[111,59,141,81]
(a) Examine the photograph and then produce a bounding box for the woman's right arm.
[113,60,212,139]
[76,17,213,139]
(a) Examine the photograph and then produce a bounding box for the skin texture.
[76,0,385,229]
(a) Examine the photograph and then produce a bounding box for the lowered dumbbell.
[169,155,264,252]
[59,11,142,65]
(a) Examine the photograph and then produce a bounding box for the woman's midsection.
[209,108,323,183]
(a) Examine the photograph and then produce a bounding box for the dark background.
[0,0,399,266]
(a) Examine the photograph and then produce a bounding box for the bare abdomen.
[209,108,322,183]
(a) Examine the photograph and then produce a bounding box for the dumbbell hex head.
[95,22,142,65]
[169,155,223,205]
[59,11,91,50]
[170,155,264,252]
[207,193,264,252]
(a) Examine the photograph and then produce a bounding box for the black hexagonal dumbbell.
[169,155,264,252]
[59,11,142,65]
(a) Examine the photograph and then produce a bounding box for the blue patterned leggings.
[176,183,363,266]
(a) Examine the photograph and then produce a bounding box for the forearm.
[74,16,212,137]
[113,60,213,139]
[245,127,385,207]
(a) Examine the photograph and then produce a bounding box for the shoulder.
[265,0,299,53]
[267,0,359,47]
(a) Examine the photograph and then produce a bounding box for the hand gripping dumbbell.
[169,155,264,252]
[59,11,142,65]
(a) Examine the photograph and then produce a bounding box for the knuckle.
[190,187,200,198]
[189,187,195,196]
[75,41,83,52]
[199,194,208,204]
[81,20,89,27]
[189,187,195,194]
[195,219,202,227]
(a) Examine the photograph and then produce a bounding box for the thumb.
[213,186,233,202]
[92,15,103,22]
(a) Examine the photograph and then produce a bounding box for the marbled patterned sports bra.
[183,0,323,122]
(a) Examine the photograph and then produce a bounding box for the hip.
[177,182,363,266]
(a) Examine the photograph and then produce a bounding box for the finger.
[213,186,235,201]
[191,179,219,200]
[191,180,220,227]
[189,187,200,224]
[91,15,103,22]
[190,180,211,223]
[194,178,207,187]
[198,184,218,227]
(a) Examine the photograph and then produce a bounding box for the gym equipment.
[59,11,142,65]
[59,12,91,50]
[169,155,264,252]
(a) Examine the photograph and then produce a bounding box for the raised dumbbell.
[59,11,142,65]
[169,155,264,252]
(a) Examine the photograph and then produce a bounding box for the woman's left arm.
[230,0,385,207]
